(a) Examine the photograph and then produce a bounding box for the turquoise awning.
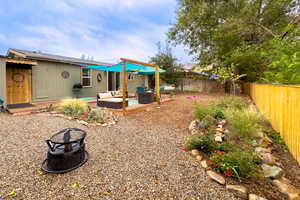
[78,61,166,74]
[133,67,166,75]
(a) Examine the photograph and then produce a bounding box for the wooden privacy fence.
[244,83,300,163]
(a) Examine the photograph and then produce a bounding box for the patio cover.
[78,62,166,74]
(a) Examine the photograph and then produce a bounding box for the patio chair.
[136,87,145,94]
[0,97,4,112]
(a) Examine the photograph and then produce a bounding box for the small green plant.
[262,128,288,150]
[198,115,216,132]
[185,134,218,153]
[217,96,248,110]
[58,99,88,118]
[224,107,264,139]
[87,109,109,124]
[210,149,262,179]
[194,104,225,121]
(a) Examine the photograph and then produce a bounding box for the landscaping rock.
[217,124,223,128]
[260,153,277,165]
[249,193,268,200]
[255,147,271,154]
[191,149,200,156]
[200,160,208,169]
[262,164,284,179]
[77,120,89,126]
[188,120,200,133]
[216,128,225,132]
[196,155,203,161]
[257,131,265,138]
[226,185,248,199]
[217,120,226,126]
[259,136,273,148]
[273,179,300,200]
[207,170,225,185]
[215,135,223,142]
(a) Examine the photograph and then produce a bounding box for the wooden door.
[6,67,32,104]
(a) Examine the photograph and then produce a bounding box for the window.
[128,72,134,80]
[81,68,92,87]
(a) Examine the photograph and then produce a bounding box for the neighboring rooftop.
[7,48,114,66]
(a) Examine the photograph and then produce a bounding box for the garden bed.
[184,96,300,200]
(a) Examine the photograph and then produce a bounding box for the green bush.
[262,128,288,150]
[198,115,216,132]
[87,109,109,124]
[194,104,225,121]
[58,99,88,117]
[224,107,264,139]
[185,134,218,153]
[217,96,248,110]
[210,149,262,179]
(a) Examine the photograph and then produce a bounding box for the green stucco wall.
[32,61,108,102]
[0,59,6,105]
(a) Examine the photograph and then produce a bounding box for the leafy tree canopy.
[169,0,299,83]
[149,42,184,86]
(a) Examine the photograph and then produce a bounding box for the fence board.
[244,83,300,163]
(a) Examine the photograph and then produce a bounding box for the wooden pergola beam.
[120,58,162,115]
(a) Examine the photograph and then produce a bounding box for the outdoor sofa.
[97,92,128,109]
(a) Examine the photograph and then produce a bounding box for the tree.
[149,42,184,86]
[168,0,299,82]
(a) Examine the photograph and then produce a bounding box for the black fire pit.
[41,128,89,174]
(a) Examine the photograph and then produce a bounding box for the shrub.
[217,96,248,110]
[223,107,264,138]
[194,104,225,121]
[198,115,216,132]
[58,99,88,117]
[185,134,218,153]
[210,149,262,179]
[87,109,109,124]
[262,128,288,150]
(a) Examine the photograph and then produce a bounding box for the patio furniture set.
[96,87,156,109]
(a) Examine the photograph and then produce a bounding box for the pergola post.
[120,58,162,106]
[155,65,161,105]
[121,60,127,115]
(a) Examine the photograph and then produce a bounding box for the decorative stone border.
[38,110,118,127]
[187,118,300,200]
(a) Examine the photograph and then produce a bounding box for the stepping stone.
[207,170,225,185]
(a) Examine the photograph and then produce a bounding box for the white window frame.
[81,67,92,87]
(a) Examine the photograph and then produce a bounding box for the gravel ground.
[0,94,239,200]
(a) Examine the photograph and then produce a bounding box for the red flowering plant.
[210,149,262,179]
[210,152,240,179]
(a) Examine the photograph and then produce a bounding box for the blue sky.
[0,0,192,64]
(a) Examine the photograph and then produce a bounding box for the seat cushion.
[99,98,128,102]
[98,92,113,99]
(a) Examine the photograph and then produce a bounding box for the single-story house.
[0,49,149,108]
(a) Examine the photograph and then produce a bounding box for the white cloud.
[0,0,192,63]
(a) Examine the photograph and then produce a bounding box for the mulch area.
[0,93,238,200]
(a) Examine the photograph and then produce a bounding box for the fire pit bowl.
[41,128,89,174]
